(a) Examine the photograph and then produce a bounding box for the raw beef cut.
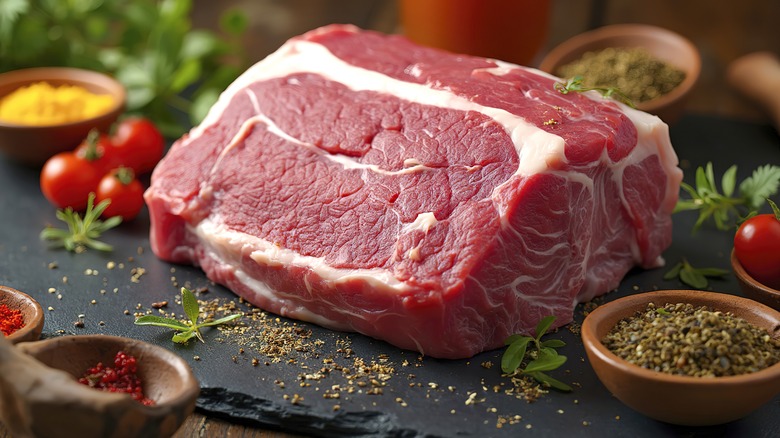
[146,24,682,359]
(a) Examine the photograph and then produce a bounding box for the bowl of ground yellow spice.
[581,289,780,426]
[0,67,126,166]
[538,24,700,125]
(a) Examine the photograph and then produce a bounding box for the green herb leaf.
[534,315,556,339]
[133,315,190,330]
[40,193,121,253]
[180,287,200,325]
[676,163,780,232]
[554,75,636,108]
[199,313,243,327]
[134,286,242,344]
[528,371,573,392]
[664,258,729,290]
[524,349,567,373]
[501,336,531,374]
[501,316,572,391]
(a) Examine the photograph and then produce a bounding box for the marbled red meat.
[145,25,682,359]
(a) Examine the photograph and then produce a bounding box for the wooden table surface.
[3,1,779,437]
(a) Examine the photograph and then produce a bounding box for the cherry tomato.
[734,210,780,290]
[109,117,165,174]
[40,152,101,210]
[74,129,119,174]
[95,167,145,221]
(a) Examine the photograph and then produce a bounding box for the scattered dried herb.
[40,193,121,253]
[555,47,685,103]
[501,316,572,391]
[603,302,780,377]
[134,287,241,343]
[663,258,729,289]
[675,162,780,232]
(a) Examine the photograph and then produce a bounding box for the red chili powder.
[78,351,155,406]
[0,303,25,336]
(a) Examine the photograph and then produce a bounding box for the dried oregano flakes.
[603,302,780,377]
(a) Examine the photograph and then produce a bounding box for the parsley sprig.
[675,163,780,231]
[501,316,572,392]
[134,287,242,343]
[554,75,636,108]
[39,193,122,253]
[663,258,729,289]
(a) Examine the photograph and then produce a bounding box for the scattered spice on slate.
[603,302,780,377]
[78,351,155,405]
[556,47,686,103]
[0,303,25,336]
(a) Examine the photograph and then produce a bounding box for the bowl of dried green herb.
[538,24,700,124]
[581,289,780,426]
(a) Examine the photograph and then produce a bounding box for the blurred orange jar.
[400,0,551,66]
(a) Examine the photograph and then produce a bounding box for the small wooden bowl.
[581,290,780,426]
[732,249,780,311]
[0,285,44,344]
[538,24,700,124]
[11,335,199,438]
[0,67,126,167]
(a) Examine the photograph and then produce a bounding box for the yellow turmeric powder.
[0,82,115,126]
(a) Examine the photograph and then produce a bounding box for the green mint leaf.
[528,371,573,392]
[501,337,531,374]
[504,334,527,345]
[134,315,190,330]
[181,287,200,325]
[534,316,556,339]
[721,165,738,198]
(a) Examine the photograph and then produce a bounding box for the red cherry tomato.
[40,152,101,210]
[734,210,780,290]
[74,129,119,174]
[95,167,145,221]
[109,117,165,174]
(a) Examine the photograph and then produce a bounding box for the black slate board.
[1,114,779,437]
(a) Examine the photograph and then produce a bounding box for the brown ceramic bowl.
[10,335,199,438]
[732,249,780,311]
[0,67,126,167]
[581,289,780,426]
[538,24,701,124]
[0,285,44,344]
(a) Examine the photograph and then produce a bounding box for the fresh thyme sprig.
[554,75,636,108]
[134,287,242,344]
[663,258,730,290]
[675,163,780,232]
[501,316,572,392]
[39,193,122,253]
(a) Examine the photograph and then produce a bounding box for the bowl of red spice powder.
[0,285,44,344]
